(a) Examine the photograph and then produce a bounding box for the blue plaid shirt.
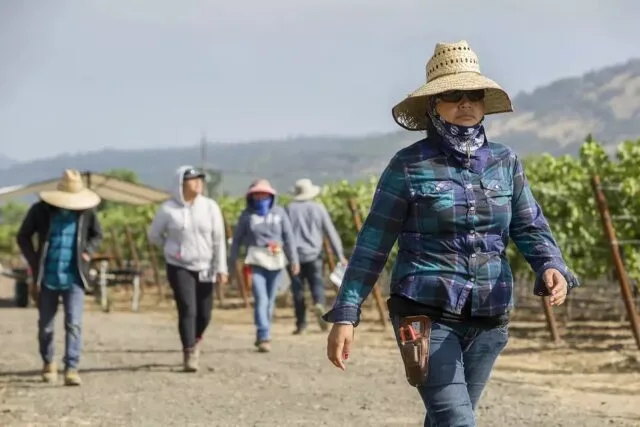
[324,137,579,326]
[44,209,80,290]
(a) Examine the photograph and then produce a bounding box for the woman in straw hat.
[323,40,580,425]
[16,169,103,387]
[228,179,299,352]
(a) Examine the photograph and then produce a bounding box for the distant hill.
[1,59,639,196]
[0,155,15,170]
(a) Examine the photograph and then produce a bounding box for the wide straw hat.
[246,179,277,196]
[291,178,321,201]
[391,40,513,131]
[39,169,101,210]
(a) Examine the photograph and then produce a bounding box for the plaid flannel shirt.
[324,137,579,326]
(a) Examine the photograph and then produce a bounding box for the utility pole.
[200,134,208,196]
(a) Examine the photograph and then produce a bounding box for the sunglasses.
[436,90,485,103]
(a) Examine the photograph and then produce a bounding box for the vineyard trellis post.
[141,226,164,304]
[591,174,640,350]
[224,215,251,309]
[322,237,336,273]
[347,198,387,329]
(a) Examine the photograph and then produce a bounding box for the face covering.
[427,98,486,157]
[251,197,272,216]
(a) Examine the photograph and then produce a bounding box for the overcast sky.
[1,0,639,161]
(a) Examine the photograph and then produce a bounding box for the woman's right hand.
[327,323,354,371]
[290,263,300,276]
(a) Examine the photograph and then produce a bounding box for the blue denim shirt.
[324,137,579,326]
[43,209,80,290]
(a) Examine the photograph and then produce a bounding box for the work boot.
[41,363,58,383]
[292,326,307,335]
[314,303,329,332]
[64,369,82,386]
[194,337,202,358]
[183,350,198,372]
[256,340,271,353]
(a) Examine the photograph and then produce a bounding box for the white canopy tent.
[0,171,170,205]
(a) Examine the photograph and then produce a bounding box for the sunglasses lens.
[438,91,463,103]
[438,90,484,103]
[467,90,485,102]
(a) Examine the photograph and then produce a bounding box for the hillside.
[1,59,639,196]
[0,155,15,170]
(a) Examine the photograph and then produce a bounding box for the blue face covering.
[251,197,273,216]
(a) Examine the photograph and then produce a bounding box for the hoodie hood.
[172,165,194,206]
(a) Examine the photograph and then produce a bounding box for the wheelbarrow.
[0,266,32,308]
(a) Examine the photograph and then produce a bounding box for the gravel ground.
[1,288,639,426]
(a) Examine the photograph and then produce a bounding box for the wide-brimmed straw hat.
[246,179,277,196]
[39,169,101,210]
[291,178,320,201]
[391,40,513,131]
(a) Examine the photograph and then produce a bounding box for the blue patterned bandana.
[427,98,486,156]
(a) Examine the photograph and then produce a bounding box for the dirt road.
[1,287,639,426]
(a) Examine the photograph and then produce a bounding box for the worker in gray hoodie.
[148,166,228,372]
[228,179,299,353]
[286,178,347,335]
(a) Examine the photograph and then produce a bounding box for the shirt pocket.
[415,181,455,212]
[480,178,512,207]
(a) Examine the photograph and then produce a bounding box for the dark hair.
[424,97,438,136]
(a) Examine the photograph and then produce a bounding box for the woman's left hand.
[542,268,568,306]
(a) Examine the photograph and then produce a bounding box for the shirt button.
[466,183,472,189]
[470,278,475,282]
[471,253,476,258]
[469,206,475,212]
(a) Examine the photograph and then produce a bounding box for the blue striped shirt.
[44,209,80,290]
[324,137,579,325]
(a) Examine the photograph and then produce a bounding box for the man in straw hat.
[323,40,579,425]
[285,178,347,335]
[17,169,103,386]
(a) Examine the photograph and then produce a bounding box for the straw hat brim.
[392,72,513,131]
[39,189,101,210]
[292,185,321,201]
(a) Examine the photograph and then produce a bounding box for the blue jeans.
[290,258,325,328]
[38,283,85,370]
[391,315,508,427]
[251,266,282,342]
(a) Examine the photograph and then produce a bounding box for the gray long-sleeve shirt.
[285,200,345,264]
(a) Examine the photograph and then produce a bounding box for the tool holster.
[397,315,432,387]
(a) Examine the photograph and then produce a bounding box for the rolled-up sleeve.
[509,155,580,294]
[322,154,409,326]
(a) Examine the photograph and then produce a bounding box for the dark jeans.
[38,283,85,370]
[166,264,214,350]
[289,257,325,328]
[390,315,508,427]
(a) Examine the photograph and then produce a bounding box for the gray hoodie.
[228,195,299,268]
[148,165,228,276]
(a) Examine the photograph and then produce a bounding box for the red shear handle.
[399,325,418,343]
